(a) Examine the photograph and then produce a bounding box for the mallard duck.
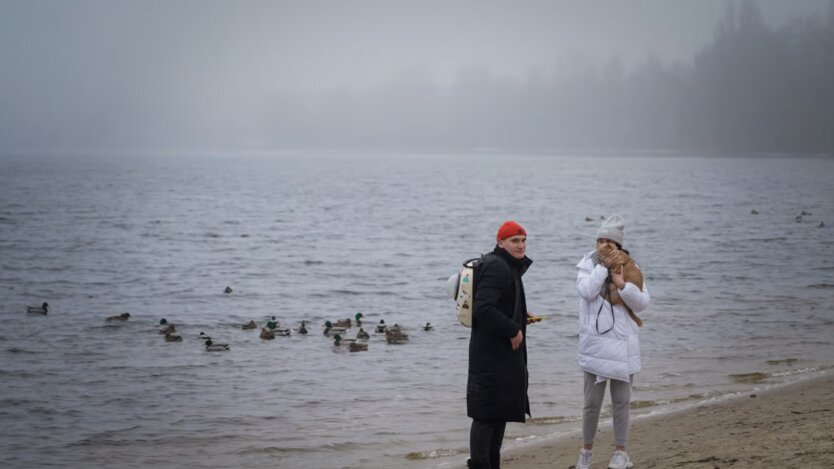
[26,302,48,315]
[205,338,230,351]
[274,328,291,337]
[356,328,370,339]
[333,334,356,346]
[224,286,233,294]
[241,320,257,330]
[331,318,352,328]
[266,320,278,330]
[385,324,409,344]
[159,324,177,335]
[106,312,131,321]
[297,321,309,335]
[260,328,275,340]
[348,342,368,352]
[423,322,433,331]
[354,312,364,326]
[164,332,182,342]
[323,321,347,336]
[197,331,210,340]
[375,319,387,333]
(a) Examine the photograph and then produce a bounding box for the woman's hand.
[600,250,620,268]
[610,264,626,289]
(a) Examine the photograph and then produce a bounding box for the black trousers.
[468,419,507,469]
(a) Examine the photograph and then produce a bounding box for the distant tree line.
[263,0,834,155]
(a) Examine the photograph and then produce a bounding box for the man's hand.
[510,330,523,350]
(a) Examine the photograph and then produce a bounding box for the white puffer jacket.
[576,250,651,382]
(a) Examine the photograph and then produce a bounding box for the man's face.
[498,235,527,259]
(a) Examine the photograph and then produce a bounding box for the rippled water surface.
[1,153,833,468]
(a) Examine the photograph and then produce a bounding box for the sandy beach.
[498,372,834,468]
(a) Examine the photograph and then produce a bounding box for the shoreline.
[496,372,834,468]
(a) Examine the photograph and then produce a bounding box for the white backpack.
[446,258,481,327]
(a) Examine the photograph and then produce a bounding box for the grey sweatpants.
[582,371,633,447]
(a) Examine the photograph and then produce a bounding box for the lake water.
[1,152,833,468]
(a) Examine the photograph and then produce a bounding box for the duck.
[333,334,357,347]
[348,342,368,352]
[423,322,433,331]
[323,320,348,336]
[260,327,275,340]
[224,286,233,294]
[297,321,309,335]
[356,328,370,339]
[241,320,258,330]
[274,328,291,337]
[26,302,48,315]
[354,312,364,327]
[197,331,210,340]
[106,312,131,321]
[385,324,409,344]
[164,332,182,342]
[375,319,387,333]
[331,318,352,328]
[159,324,177,335]
[204,338,230,351]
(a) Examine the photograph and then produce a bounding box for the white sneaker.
[607,450,633,469]
[576,448,592,469]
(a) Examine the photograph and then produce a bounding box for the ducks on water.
[26,302,48,315]
[298,321,309,335]
[385,324,409,344]
[375,319,387,333]
[242,320,257,330]
[348,342,368,352]
[333,334,356,346]
[224,286,233,294]
[423,322,433,331]
[164,332,182,342]
[260,327,275,340]
[323,320,348,336]
[106,312,131,321]
[204,338,230,351]
[356,328,370,339]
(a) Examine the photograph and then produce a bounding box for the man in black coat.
[467,220,534,469]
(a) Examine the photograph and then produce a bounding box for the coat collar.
[492,246,533,275]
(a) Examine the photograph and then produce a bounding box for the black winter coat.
[466,246,533,422]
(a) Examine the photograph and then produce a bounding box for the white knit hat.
[596,214,625,245]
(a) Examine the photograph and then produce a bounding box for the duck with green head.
[323,321,347,336]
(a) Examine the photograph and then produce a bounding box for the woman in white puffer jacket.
[574,214,651,469]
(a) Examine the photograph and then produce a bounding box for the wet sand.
[499,372,834,468]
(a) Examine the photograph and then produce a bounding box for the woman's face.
[597,238,617,248]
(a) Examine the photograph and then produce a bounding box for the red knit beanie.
[496,220,527,241]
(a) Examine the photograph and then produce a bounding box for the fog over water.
[1,0,831,155]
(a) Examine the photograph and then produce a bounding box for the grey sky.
[0,0,829,153]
